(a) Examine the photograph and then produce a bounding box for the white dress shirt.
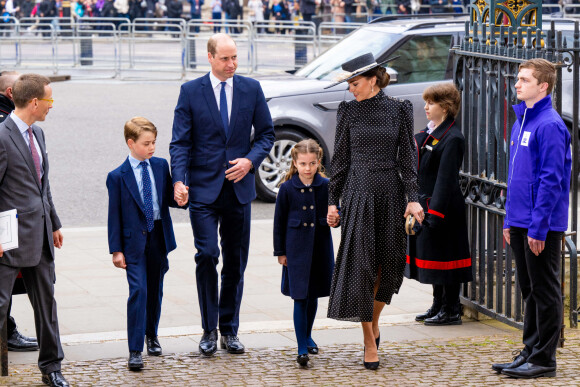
[209,71,233,123]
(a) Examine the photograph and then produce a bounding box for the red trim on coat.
[406,255,472,270]
[427,208,445,219]
[17,272,23,279]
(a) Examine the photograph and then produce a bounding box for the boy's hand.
[53,230,63,249]
[278,255,287,266]
[225,158,252,183]
[112,252,127,269]
[174,181,189,206]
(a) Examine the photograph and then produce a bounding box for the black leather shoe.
[146,336,162,356]
[199,329,218,357]
[501,362,556,379]
[492,351,527,373]
[8,329,39,352]
[415,306,441,322]
[424,310,462,326]
[128,351,144,371]
[220,335,245,354]
[41,371,70,387]
[307,345,319,354]
[296,353,309,366]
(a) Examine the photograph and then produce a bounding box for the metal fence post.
[1,315,7,376]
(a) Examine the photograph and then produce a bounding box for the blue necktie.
[220,81,229,136]
[140,161,154,232]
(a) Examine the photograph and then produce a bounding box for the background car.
[254,15,578,202]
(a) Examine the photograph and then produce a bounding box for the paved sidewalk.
[3,328,580,386]
[4,218,580,385]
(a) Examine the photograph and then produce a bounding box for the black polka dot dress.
[327,90,419,322]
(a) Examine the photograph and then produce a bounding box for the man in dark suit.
[170,33,274,357]
[0,74,69,387]
[0,70,39,353]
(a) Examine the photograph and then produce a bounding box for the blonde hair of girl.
[282,138,326,183]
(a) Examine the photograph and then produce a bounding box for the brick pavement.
[2,329,579,386]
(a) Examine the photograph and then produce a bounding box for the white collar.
[209,71,233,90]
[10,112,31,134]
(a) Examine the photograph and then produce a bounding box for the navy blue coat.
[106,157,178,263]
[273,173,335,300]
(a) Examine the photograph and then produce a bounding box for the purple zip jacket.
[503,94,571,241]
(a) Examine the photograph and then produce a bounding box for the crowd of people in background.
[2,0,546,25]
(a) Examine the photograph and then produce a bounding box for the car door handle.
[313,101,343,111]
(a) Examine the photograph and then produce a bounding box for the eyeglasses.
[38,98,54,105]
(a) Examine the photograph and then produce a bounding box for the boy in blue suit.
[106,117,184,371]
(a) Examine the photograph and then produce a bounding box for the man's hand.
[53,230,63,249]
[404,202,424,224]
[278,255,287,266]
[225,158,252,183]
[503,228,510,245]
[174,181,189,206]
[0,243,3,258]
[528,236,545,256]
[112,252,127,269]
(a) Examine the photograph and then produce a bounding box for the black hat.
[324,53,399,89]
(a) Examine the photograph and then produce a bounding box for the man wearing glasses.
[0,70,41,353]
[0,74,69,387]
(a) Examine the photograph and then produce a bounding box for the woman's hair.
[360,66,390,89]
[422,83,461,118]
[282,139,326,183]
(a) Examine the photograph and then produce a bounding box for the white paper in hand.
[0,209,18,252]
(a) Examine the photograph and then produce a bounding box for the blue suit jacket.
[106,156,178,263]
[170,73,275,205]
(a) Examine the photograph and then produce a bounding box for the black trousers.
[510,227,563,368]
[432,283,460,312]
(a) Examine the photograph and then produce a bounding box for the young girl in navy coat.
[273,139,338,367]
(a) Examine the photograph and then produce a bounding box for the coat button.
[310,205,314,209]
[303,206,307,210]
[309,188,313,192]
[303,223,307,227]
[142,231,146,235]
[301,189,304,193]
[310,223,314,227]
[223,163,226,168]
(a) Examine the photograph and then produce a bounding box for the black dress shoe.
[220,335,245,354]
[415,306,441,322]
[128,351,144,371]
[41,371,70,387]
[146,336,162,356]
[307,345,319,354]
[199,329,218,357]
[491,351,527,373]
[501,362,556,379]
[7,330,39,352]
[296,353,309,366]
[424,310,462,326]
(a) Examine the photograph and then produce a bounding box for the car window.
[295,28,403,81]
[389,35,453,84]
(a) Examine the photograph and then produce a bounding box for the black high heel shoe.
[363,347,380,370]
[375,334,380,350]
[296,353,310,366]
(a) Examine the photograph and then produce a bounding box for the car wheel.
[255,129,305,202]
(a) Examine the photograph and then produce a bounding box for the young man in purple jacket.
[492,59,571,379]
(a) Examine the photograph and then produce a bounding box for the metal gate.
[453,0,579,329]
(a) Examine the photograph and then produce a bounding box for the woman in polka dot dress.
[325,53,423,370]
